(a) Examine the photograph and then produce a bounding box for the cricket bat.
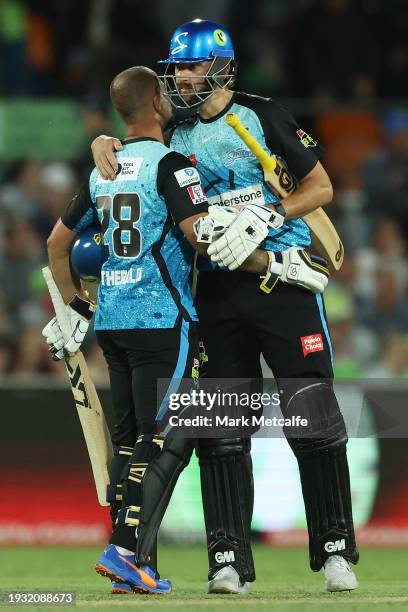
[225,113,344,271]
[42,266,112,506]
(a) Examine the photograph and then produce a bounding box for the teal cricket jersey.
[170,92,325,254]
[62,138,208,330]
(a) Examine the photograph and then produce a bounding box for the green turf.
[1,545,407,611]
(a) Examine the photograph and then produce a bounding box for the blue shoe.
[111,581,133,595]
[136,565,172,595]
[95,544,172,594]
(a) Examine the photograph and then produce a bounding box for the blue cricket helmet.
[70,226,107,283]
[159,19,234,64]
[158,19,236,109]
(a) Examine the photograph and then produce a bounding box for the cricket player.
[91,19,358,594]
[43,66,213,594]
[43,64,283,595]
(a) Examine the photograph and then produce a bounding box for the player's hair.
[110,66,161,123]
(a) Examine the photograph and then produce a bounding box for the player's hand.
[43,295,96,358]
[63,295,96,354]
[42,316,65,361]
[91,135,123,181]
[207,204,284,270]
[261,248,329,294]
[194,205,239,243]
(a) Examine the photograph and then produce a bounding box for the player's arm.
[157,152,268,273]
[43,185,97,357]
[261,102,333,218]
[47,220,82,303]
[157,152,209,255]
[179,215,209,255]
[48,184,96,301]
[272,161,333,220]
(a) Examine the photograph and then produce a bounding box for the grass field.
[1,545,408,611]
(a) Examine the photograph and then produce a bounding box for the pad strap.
[106,483,123,502]
[114,445,133,456]
[117,505,140,527]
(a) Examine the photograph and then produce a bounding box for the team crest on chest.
[224,148,255,167]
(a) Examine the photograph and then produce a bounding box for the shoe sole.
[95,562,171,595]
[111,587,134,595]
[95,563,148,594]
[326,581,359,593]
[327,586,359,593]
[208,581,250,595]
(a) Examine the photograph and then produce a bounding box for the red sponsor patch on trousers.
[301,333,324,357]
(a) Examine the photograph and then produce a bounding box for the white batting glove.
[207,204,285,270]
[194,205,239,243]
[42,316,65,360]
[63,295,96,354]
[42,295,95,358]
[260,248,330,294]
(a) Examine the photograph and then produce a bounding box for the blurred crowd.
[0,0,407,100]
[0,0,408,380]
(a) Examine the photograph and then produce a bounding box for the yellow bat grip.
[225,113,277,173]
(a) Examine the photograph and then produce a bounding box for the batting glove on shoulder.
[260,248,330,294]
[207,204,285,270]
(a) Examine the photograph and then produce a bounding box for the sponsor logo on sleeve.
[187,184,207,205]
[96,157,143,183]
[301,333,324,357]
[296,129,317,148]
[174,167,200,187]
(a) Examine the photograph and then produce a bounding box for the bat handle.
[42,266,71,338]
[225,113,277,174]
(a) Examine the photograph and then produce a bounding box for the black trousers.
[195,270,333,380]
[195,271,359,574]
[96,321,199,443]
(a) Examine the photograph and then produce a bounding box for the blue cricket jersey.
[170,92,325,254]
[62,137,208,330]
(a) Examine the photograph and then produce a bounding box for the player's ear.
[152,92,161,114]
[153,76,166,111]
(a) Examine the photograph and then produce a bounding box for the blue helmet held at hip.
[70,226,107,283]
[158,19,236,109]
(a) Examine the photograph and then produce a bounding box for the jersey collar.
[199,92,237,124]
[121,137,161,145]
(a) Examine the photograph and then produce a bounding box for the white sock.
[114,545,134,556]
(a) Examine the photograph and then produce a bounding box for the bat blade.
[225,113,344,271]
[65,350,113,507]
[303,208,344,270]
[42,266,112,506]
